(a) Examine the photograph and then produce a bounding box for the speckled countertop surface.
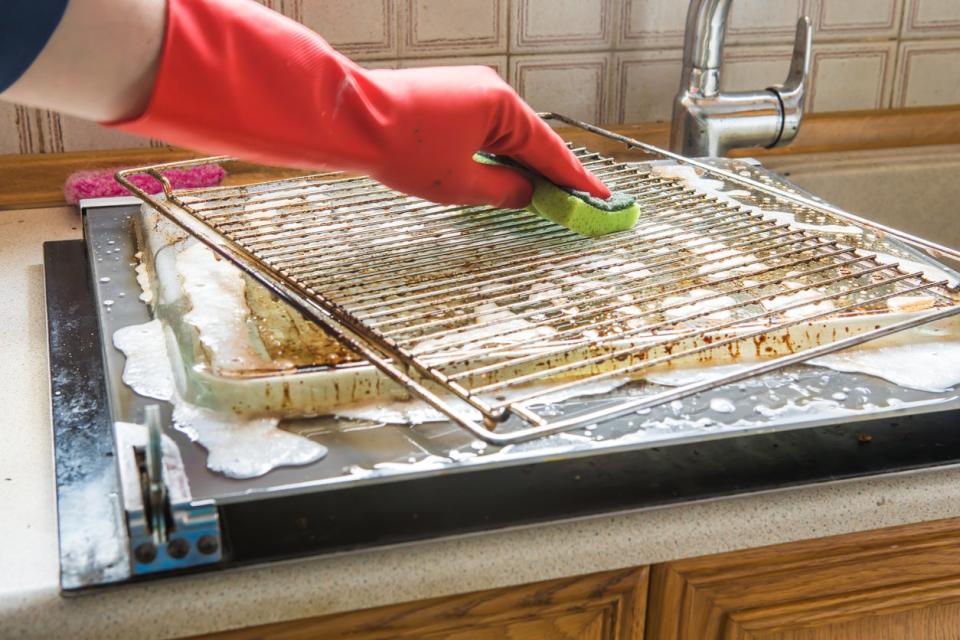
[3,207,960,640]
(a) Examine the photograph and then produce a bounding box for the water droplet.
[103,299,114,307]
[470,440,487,451]
[832,392,848,401]
[107,240,115,245]
[99,277,111,283]
[118,292,126,298]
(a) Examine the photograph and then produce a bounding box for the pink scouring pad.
[64,163,226,205]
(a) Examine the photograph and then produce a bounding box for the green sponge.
[474,152,640,237]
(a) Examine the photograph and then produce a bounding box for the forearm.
[0,0,166,122]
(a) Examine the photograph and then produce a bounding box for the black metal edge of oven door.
[220,405,960,566]
[45,238,132,592]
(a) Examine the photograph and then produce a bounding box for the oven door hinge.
[122,405,222,575]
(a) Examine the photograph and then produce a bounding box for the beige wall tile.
[510,53,611,123]
[893,40,960,107]
[511,0,614,53]
[616,0,810,50]
[398,55,508,79]
[609,50,682,123]
[359,60,401,70]
[615,0,686,50]
[0,104,28,155]
[727,0,811,44]
[295,0,398,60]
[720,45,794,93]
[903,0,960,39]
[807,43,896,111]
[57,115,154,153]
[812,0,902,41]
[401,0,507,57]
[0,106,65,154]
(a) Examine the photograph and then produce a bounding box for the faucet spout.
[681,0,733,96]
[671,0,812,158]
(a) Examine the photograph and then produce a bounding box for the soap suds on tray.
[645,339,960,394]
[114,319,326,478]
[413,301,556,353]
[663,289,736,321]
[870,251,960,288]
[133,251,154,304]
[335,378,629,425]
[809,341,960,393]
[761,289,836,320]
[651,164,863,236]
[176,243,279,372]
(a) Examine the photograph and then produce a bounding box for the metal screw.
[197,535,219,556]
[134,542,157,564]
[167,538,190,559]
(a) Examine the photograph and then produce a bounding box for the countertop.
[4,206,960,640]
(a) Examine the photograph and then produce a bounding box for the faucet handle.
[769,16,812,146]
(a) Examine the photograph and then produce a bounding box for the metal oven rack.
[115,114,960,445]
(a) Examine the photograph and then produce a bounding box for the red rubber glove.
[107,0,609,208]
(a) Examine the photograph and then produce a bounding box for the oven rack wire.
[116,114,960,445]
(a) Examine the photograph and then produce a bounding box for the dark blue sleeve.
[0,0,70,92]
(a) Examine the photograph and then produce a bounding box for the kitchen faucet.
[670,0,812,157]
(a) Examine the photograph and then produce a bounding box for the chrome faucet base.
[671,0,812,157]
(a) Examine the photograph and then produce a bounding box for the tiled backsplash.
[3,0,960,154]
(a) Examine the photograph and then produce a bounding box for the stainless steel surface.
[671,0,812,157]
[115,117,960,446]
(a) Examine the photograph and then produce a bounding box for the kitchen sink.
[764,145,960,267]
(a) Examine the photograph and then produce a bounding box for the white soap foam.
[809,341,960,393]
[870,252,960,288]
[663,289,737,321]
[176,243,278,372]
[413,301,556,354]
[113,319,326,479]
[709,397,737,414]
[644,340,960,394]
[651,164,863,236]
[335,378,629,425]
[761,289,836,320]
[644,362,754,387]
[133,251,154,304]
[887,296,936,313]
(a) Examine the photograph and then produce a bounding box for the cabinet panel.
[194,566,647,640]
[646,516,960,640]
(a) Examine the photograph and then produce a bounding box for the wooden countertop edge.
[2,105,959,211]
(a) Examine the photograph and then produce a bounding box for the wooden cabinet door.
[646,516,960,640]
[195,566,648,640]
